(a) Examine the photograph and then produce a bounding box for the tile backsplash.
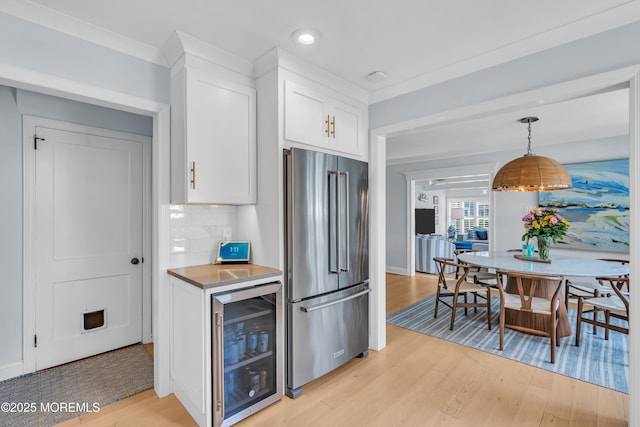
[169,205,238,268]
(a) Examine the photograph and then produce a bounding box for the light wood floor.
[56,273,628,426]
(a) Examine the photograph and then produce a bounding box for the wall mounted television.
[415,208,436,235]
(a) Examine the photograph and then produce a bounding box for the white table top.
[457,251,629,278]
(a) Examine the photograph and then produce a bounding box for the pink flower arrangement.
[522,207,570,243]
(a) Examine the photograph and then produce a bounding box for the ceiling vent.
[367,71,388,82]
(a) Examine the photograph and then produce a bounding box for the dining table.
[456,251,630,338]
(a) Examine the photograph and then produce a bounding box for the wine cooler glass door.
[212,282,283,427]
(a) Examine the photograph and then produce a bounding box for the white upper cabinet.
[284,80,365,157]
[171,66,256,204]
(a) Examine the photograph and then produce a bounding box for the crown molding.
[254,47,369,104]
[2,0,639,102]
[369,2,640,104]
[0,0,167,66]
[162,30,254,78]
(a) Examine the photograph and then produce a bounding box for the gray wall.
[371,21,640,128]
[0,12,169,104]
[0,85,152,367]
[17,89,153,135]
[386,137,629,272]
[0,86,23,366]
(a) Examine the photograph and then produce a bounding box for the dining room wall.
[386,135,629,274]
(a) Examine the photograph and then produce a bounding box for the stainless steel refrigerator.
[284,147,370,398]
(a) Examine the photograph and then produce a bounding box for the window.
[449,199,489,233]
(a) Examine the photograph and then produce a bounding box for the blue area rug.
[387,294,629,393]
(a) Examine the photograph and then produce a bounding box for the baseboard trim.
[386,266,409,276]
[0,361,24,382]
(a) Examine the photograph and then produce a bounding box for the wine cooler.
[211,282,283,426]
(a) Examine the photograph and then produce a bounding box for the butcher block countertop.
[167,263,282,289]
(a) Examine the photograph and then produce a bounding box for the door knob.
[131,257,140,265]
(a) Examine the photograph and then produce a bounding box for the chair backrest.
[599,276,630,314]
[596,259,630,292]
[434,257,470,289]
[453,248,485,277]
[495,270,564,311]
[599,258,629,265]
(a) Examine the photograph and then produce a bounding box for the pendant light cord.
[526,119,533,156]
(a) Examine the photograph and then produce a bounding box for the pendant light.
[492,117,572,191]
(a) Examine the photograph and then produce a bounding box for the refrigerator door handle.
[214,312,224,416]
[299,288,371,313]
[340,171,350,272]
[329,170,340,274]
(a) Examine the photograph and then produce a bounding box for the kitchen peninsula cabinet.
[284,80,363,157]
[167,264,283,427]
[170,66,256,205]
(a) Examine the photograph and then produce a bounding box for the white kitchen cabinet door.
[283,80,328,149]
[172,67,256,204]
[330,100,361,156]
[283,80,364,157]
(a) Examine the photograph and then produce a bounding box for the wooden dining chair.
[565,259,629,307]
[433,257,492,331]
[575,276,629,346]
[495,270,564,363]
[454,248,497,288]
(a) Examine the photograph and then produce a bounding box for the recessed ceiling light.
[291,29,322,45]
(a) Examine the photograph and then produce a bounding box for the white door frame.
[0,63,172,397]
[403,163,497,276]
[22,115,152,371]
[371,64,639,424]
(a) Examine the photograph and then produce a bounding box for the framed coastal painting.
[538,158,629,253]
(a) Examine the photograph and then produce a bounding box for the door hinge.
[34,334,37,348]
[34,135,45,150]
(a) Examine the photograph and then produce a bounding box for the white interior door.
[33,122,144,370]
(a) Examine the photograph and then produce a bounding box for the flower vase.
[537,236,551,260]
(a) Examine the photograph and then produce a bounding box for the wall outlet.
[222,227,232,241]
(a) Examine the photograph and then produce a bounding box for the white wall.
[414,188,446,235]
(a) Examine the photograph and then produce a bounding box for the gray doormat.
[0,343,153,427]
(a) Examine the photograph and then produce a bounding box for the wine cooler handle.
[215,312,224,414]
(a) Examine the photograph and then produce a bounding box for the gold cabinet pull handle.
[330,116,336,138]
[190,161,196,189]
[325,114,331,137]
